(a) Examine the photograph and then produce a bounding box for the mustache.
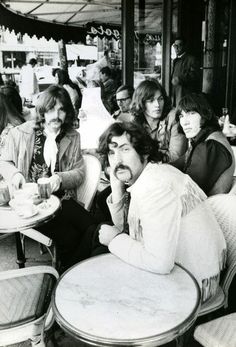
[49,118,62,124]
[114,164,131,174]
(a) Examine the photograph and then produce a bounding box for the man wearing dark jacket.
[171,37,201,106]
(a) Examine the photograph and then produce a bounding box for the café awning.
[0,0,162,43]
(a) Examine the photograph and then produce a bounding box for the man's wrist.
[55,173,62,188]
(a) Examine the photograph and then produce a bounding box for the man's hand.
[49,174,61,193]
[11,172,26,191]
[99,224,121,246]
[109,167,126,203]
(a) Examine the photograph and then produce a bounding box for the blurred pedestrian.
[99,66,118,114]
[171,37,201,106]
[55,69,82,114]
[19,58,39,104]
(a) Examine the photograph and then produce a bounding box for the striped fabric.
[0,274,50,328]
[194,313,236,347]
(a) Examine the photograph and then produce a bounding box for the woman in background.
[130,79,187,162]
[172,92,234,195]
[0,91,24,156]
[55,69,82,113]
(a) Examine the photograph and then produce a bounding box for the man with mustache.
[95,121,226,303]
[0,85,96,271]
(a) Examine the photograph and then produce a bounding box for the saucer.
[19,209,39,219]
[9,199,39,219]
[0,203,11,210]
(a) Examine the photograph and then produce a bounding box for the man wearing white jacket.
[97,122,226,303]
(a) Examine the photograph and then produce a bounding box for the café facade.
[0,0,235,121]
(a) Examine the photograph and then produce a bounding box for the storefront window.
[134,0,178,87]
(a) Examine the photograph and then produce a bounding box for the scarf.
[43,128,60,174]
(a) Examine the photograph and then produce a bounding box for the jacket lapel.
[58,135,72,160]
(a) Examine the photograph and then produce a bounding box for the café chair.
[194,312,236,347]
[76,153,102,211]
[30,153,101,266]
[229,176,236,194]
[21,228,57,267]
[198,194,236,316]
[0,265,59,347]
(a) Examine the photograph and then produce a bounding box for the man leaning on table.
[96,122,226,303]
[0,84,96,271]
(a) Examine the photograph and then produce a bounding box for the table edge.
[0,195,61,233]
[52,255,201,346]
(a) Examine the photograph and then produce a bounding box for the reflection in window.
[134,0,178,88]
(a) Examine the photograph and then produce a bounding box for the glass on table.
[0,180,10,206]
[37,177,52,208]
[222,107,228,117]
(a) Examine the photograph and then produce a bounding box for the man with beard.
[93,122,226,303]
[0,85,96,271]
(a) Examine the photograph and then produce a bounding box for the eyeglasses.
[116,96,131,103]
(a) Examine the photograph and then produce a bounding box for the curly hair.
[175,93,221,131]
[98,121,162,168]
[130,79,172,125]
[35,84,75,131]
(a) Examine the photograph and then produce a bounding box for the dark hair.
[116,84,134,98]
[52,68,60,77]
[29,58,37,66]
[130,79,172,124]
[35,84,75,131]
[55,69,73,87]
[0,73,4,86]
[55,69,82,108]
[0,92,24,134]
[173,36,186,46]
[175,92,221,130]
[100,66,112,77]
[98,122,162,168]
[0,85,23,114]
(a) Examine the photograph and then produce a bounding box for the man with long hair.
[0,85,96,270]
[95,121,226,303]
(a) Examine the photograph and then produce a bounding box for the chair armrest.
[21,228,52,247]
[0,265,59,281]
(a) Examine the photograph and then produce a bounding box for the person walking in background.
[171,37,201,106]
[112,85,134,123]
[131,79,187,162]
[54,68,82,114]
[19,58,39,104]
[0,91,24,156]
[172,93,235,195]
[99,66,118,114]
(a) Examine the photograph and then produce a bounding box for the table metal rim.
[0,195,61,233]
[52,255,201,346]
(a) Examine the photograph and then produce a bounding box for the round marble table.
[0,195,61,267]
[53,254,201,346]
